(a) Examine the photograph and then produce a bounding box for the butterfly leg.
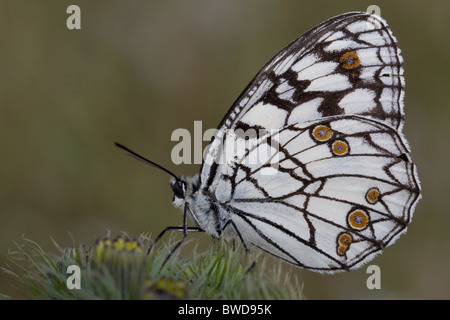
[222,219,249,253]
[148,203,203,266]
[222,219,257,274]
[147,227,202,254]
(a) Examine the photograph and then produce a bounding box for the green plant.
[2,234,303,300]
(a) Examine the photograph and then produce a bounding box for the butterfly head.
[170,177,187,207]
[170,174,200,209]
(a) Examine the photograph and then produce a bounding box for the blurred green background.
[0,0,448,299]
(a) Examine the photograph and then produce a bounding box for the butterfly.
[116,11,421,273]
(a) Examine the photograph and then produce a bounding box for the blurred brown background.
[0,0,448,299]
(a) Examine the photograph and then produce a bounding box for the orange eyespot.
[332,140,349,156]
[366,188,380,204]
[348,209,369,230]
[337,245,348,256]
[336,233,353,256]
[350,70,360,81]
[338,233,353,246]
[312,125,333,142]
[340,51,360,69]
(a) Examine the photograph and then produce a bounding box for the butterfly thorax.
[170,174,224,237]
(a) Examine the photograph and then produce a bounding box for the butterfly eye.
[171,180,186,199]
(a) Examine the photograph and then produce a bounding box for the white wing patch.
[240,102,287,128]
[305,74,351,92]
[273,53,298,76]
[338,88,376,113]
[346,20,371,33]
[296,61,338,80]
[291,53,319,73]
[324,39,366,52]
[358,31,387,46]
[287,98,324,125]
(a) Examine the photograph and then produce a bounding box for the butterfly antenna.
[114,142,179,180]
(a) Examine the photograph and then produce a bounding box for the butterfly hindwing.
[216,116,419,272]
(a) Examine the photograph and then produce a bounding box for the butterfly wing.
[197,12,420,272]
[214,116,420,272]
[221,11,404,131]
[202,12,405,188]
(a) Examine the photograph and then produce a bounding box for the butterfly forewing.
[202,12,406,189]
[225,12,403,129]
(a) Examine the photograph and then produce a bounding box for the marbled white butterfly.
[117,11,421,273]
